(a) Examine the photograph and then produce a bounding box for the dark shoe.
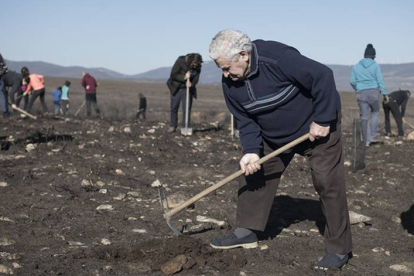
[167,126,176,134]
[314,253,348,270]
[210,233,258,249]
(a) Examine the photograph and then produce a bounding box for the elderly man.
[208,30,352,270]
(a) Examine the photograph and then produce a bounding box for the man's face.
[190,61,200,69]
[215,52,250,82]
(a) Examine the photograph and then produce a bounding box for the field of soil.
[1,78,414,275]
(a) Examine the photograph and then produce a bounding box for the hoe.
[160,133,310,235]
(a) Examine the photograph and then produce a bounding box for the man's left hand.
[309,122,330,142]
[186,79,192,88]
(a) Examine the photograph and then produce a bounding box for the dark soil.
[1,81,414,276]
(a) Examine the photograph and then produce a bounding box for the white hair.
[209,29,252,61]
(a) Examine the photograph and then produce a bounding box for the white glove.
[240,153,260,176]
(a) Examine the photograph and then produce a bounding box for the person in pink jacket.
[21,67,48,114]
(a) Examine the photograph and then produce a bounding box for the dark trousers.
[27,88,48,114]
[383,100,404,136]
[236,118,352,255]
[136,108,146,120]
[0,84,9,115]
[170,88,193,128]
[61,100,69,115]
[85,93,100,116]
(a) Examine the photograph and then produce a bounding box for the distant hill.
[6,59,414,92]
[6,60,129,80]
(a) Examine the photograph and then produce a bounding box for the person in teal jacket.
[350,44,388,147]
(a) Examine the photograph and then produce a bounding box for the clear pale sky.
[2,0,413,75]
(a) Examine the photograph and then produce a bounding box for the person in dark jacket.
[383,89,411,137]
[166,53,202,133]
[208,30,352,270]
[0,53,10,117]
[81,72,100,117]
[2,71,28,111]
[136,93,147,120]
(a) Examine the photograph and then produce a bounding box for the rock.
[0,238,15,246]
[12,263,21,269]
[96,205,114,211]
[127,191,140,197]
[68,241,85,246]
[0,182,8,187]
[95,181,105,187]
[99,189,107,194]
[113,193,126,200]
[196,215,225,226]
[391,215,401,224]
[0,217,14,223]
[151,180,162,188]
[148,170,156,175]
[372,247,385,253]
[0,264,13,274]
[25,143,36,152]
[132,229,147,234]
[163,193,187,208]
[260,245,269,250]
[81,179,91,186]
[108,126,114,132]
[395,141,403,146]
[148,129,155,133]
[390,264,413,273]
[349,211,372,225]
[407,131,414,141]
[124,127,131,133]
[160,254,187,275]
[115,169,125,176]
[100,238,111,245]
[344,161,351,167]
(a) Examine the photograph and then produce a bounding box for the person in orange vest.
[21,67,48,115]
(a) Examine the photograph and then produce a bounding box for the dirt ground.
[1,79,414,275]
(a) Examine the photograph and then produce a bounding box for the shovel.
[181,79,192,136]
[74,101,85,117]
[9,103,37,120]
[160,133,310,235]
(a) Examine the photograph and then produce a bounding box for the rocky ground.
[1,80,414,275]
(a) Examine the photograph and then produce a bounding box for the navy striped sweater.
[222,40,341,155]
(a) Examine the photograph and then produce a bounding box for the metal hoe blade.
[158,186,183,235]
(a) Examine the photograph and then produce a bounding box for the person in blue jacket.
[52,87,62,115]
[208,30,352,270]
[350,44,388,147]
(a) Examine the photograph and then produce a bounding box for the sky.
[2,0,414,75]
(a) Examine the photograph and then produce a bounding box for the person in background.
[61,80,71,116]
[350,44,388,147]
[166,53,202,133]
[81,71,100,117]
[383,89,411,138]
[0,53,10,118]
[2,70,27,112]
[21,67,48,115]
[136,93,147,120]
[52,86,62,116]
[208,29,352,270]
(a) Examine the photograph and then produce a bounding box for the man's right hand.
[240,153,261,176]
[11,104,17,109]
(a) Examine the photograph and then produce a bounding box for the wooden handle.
[164,133,309,219]
[10,105,37,120]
